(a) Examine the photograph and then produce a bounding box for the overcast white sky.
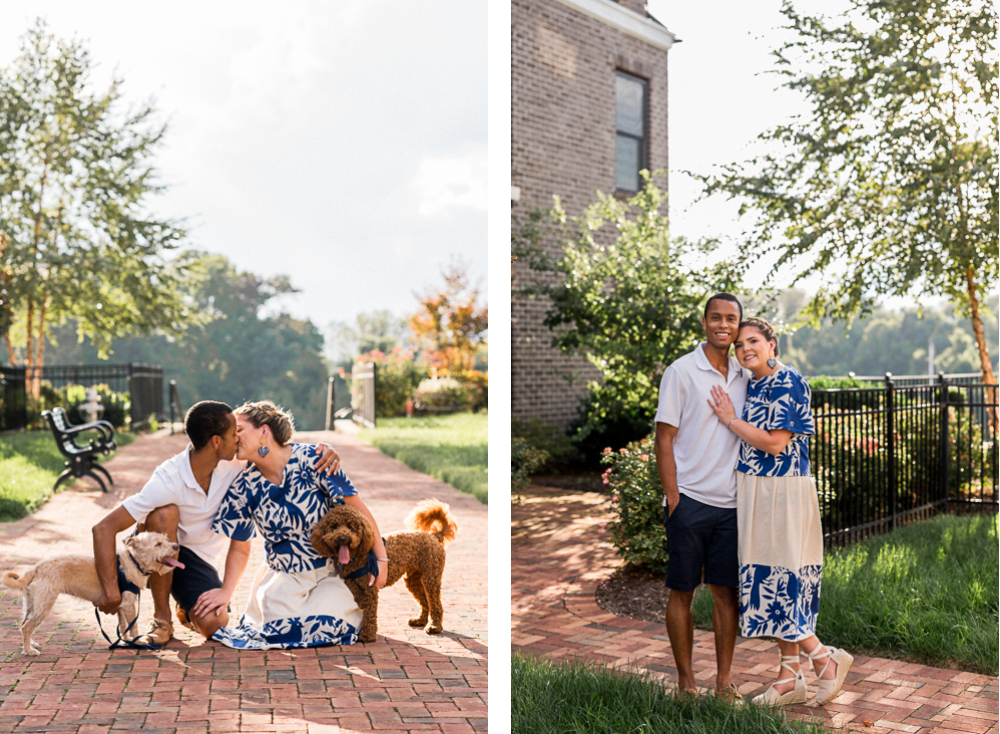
[647,0,842,295]
[0,1,487,348]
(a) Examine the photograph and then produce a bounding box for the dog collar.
[126,551,154,577]
[343,537,387,580]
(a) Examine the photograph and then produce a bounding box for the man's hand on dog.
[315,443,340,475]
[192,588,230,618]
[95,592,121,615]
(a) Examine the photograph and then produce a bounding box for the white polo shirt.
[654,342,749,508]
[121,446,246,566]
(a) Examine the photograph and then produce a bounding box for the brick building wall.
[511,0,674,428]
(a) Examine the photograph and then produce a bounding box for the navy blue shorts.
[170,546,223,615]
[664,494,739,591]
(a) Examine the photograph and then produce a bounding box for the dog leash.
[93,593,162,651]
[95,553,162,651]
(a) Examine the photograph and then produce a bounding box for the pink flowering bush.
[601,435,669,573]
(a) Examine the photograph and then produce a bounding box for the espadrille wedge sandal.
[805,645,854,706]
[752,655,807,706]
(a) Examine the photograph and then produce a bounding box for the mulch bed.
[594,563,668,624]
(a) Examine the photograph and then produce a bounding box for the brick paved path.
[512,485,997,734]
[0,430,487,733]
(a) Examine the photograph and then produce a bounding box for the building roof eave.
[552,0,677,51]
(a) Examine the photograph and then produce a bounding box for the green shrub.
[512,416,576,468]
[62,383,131,428]
[354,347,428,418]
[27,381,131,429]
[512,437,549,503]
[601,434,668,573]
[807,375,867,391]
[414,376,479,413]
[570,390,653,466]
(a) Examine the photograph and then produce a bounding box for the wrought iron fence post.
[885,372,897,532]
[325,376,335,432]
[938,373,949,510]
[169,380,177,435]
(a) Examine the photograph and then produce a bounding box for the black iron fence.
[812,374,997,547]
[0,363,164,431]
[351,362,376,429]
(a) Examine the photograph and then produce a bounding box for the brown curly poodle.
[311,499,457,643]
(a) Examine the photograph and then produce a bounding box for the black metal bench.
[41,407,116,492]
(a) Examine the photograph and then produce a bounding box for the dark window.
[615,71,647,193]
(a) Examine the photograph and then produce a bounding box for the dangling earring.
[767,356,778,369]
[258,429,269,458]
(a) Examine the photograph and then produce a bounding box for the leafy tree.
[327,310,409,369]
[698,0,998,419]
[42,253,331,430]
[0,20,194,398]
[514,174,743,458]
[409,262,488,377]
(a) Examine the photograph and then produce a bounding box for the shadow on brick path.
[0,429,487,733]
[512,484,997,734]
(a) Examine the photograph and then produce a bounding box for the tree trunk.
[966,265,997,438]
[31,295,48,400]
[25,296,35,400]
[5,336,15,367]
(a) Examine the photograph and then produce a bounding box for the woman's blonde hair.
[234,400,295,446]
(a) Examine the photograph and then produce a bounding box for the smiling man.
[653,293,749,700]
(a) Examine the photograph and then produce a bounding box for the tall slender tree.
[0,20,194,397]
[698,0,997,427]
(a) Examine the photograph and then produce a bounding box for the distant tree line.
[762,290,999,378]
[29,253,330,430]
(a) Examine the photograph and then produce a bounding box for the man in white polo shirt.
[654,293,748,699]
[92,400,339,645]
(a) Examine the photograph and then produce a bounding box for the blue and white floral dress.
[736,365,822,642]
[210,444,363,650]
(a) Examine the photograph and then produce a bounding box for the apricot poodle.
[311,499,458,643]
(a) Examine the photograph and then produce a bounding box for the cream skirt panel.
[736,472,824,641]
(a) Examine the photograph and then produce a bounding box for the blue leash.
[94,554,162,651]
[94,593,162,651]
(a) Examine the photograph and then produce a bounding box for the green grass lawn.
[0,429,136,520]
[513,654,826,734]
[358,412,487,504]
[691,513,998,674]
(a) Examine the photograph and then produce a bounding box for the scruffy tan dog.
[1,532,182,655]
[311,499,458,643]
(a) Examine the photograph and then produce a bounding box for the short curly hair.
[185,401,234,450]
[234,400,296,446]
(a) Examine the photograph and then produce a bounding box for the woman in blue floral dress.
[203,400,388,650]
[709,318,853,707]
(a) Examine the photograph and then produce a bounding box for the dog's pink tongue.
[161,557,185,570]
[338,544,351,565]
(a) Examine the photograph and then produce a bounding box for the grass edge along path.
[512,654,827,734]
[691,512,998,675]
[0,429,136,520]
[359,412,488,504]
